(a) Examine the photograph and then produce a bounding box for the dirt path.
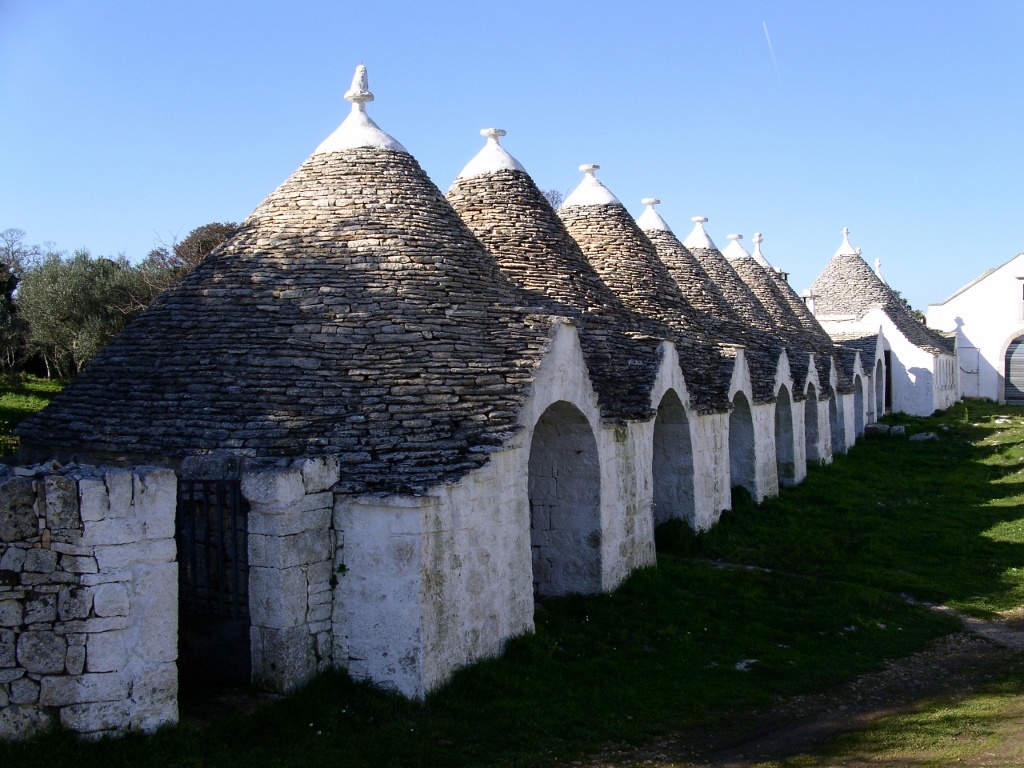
[569,609,1024,768]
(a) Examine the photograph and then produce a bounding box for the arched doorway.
[875,359,885,416]
[652,389,695,526]
[730,391,757,496]
[1006,336,1024,404]
[775,385,795,487]
[829,392,846,455]
[853,375,865,436]
[805,383,822,464]
[528,401,602,598]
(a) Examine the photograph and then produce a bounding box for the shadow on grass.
[659,401,1024,616]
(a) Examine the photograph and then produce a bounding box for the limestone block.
[251,624,316,693]
[249,566,306,628]
[94,539,175,571]
[81,516,146,547]
[0,701,49,739]
[241,468,304,509]
[910,431,938,442]
[39,672,129,706]
[135,563,177,663]
[890,425,906,437]
[134,469,177,541]
[865,423,890,436]
[92,583,128,618]
[0,478,38,543]
[78,479,110,522]
[60,700,128,733]
[9,676,39,705]
[0,686,6,707]
[0,600,22,627]
[300,456,340,494]
[0,546,26,572]
[0,629,14,667]
[23,592,57,624]
[248,504,330,538]
[104,470,134,518]
[128,663,178,732]
[17,631,66,674]
[66,643,85,675]
[249,529,331,570]
[86,630,127,673]
[0,667,24,683]
[45,476,80,532]
[24,548,57,573]
[58,586,94,621]
[61,555,99,574]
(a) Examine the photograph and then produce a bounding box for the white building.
[926,251,1024,403]
[810,229,959,417]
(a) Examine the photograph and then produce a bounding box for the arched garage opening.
[775,385,795,487]
[729,391,757,496]
[854,375,865,436]
[528,401,602,598]
[652,389,695,526]
[1005,335,1024,404]
[805,383,822,464]
[829,392,846,455]
[875,359,885,417]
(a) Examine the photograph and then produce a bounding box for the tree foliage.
[1,222,237,380]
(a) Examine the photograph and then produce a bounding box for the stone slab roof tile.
[16,147,553,494]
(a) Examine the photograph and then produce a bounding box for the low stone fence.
[0,464,177,739]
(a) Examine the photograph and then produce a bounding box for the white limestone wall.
[0,465,177,740]
[728,350,780,503]
[926,252,1024,402]
[648,342,729,530]
[242,458,338,694]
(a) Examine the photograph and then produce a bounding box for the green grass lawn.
[0,374,63,456]
[3,400,1024,767]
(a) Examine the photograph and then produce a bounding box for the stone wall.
[242,457,339,693]
[0,464,177,739]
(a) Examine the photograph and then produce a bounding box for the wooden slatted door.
[1006,337,1024,403]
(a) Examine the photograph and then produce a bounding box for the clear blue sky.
[2,0,1022,311]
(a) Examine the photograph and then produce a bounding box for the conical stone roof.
[637,204,785,402]
[16,68,552,494]
[811,229,953,356]
[722,233,839,393]
[446,131,660,421]
[556,169,728,410]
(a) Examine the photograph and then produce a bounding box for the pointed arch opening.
[652,389,695,527]
[853,375,865,436]
[1005,335,1024,404]
[528,401,602,598]
[729,391,757,496]
[875,360,885,417]
[805,383,822,464]
[829,392,846,455]
[775,385,795,487]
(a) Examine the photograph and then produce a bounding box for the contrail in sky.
[763,21,782,84]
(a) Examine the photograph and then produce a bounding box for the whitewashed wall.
[0,465,177,740]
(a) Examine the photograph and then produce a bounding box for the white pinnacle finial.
[682,216,716,250]
[751,232,772,268]
[723,233,751,260]
[637,198,671,232]
[834,226,858,257]
[313,64,407,155]
[562,164,620,207]
[874,257,886,284]
[344,65,374,111]
[455,127,525,179]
